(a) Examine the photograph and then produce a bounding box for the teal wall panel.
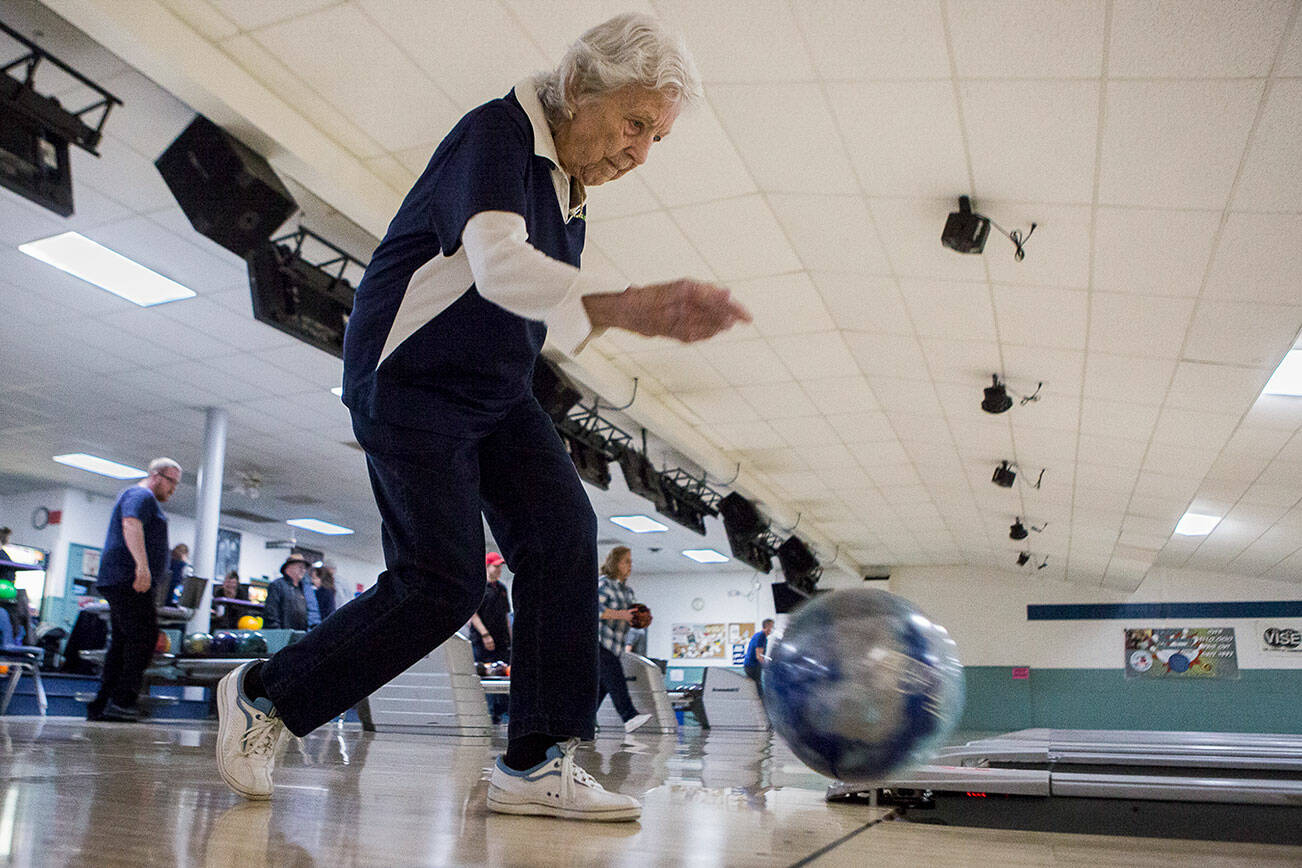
[960,667,1302,734]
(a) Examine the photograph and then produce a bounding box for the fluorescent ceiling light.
[330,386,343,397]
[1174,512,1220,536]
[610,514,668,533]
[53,453,146,479]
[1262,349,1302,397]
[19,231,196,306]
[682,548,730,564]
[287,518,354,535]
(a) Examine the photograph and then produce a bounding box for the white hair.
[536,13,702,129]
[148,457,181,477]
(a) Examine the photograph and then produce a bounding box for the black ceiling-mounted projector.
[942,195,990,254]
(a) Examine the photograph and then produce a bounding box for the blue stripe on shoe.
[495,757,563,782]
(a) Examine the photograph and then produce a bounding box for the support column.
[187,406,228,633]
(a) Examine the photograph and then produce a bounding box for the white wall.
[632,569,777,665]
[891,564,1302,671]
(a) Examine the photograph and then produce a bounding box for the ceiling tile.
[961,80,1099,204]
[846,332,929,380]
[947,0,1105,77]
[672,195,801,280]
[1080,397,1161,441]
[585,174,661,220]
[654,0,814,81]
[770,333,861,381]
[1166,362,1272,416]
[1087,293,1194,359]
[791,0,950,79]
[702,419,785,452]
[815,274,914,336]
[919,338,1002,386]
[635,106,758,207]
[1001,346,1085,398]
[982,202,1092,289]
[708,83,859,195]
[767,194,891,275]
[1203,213,1302,306]
[1108,0,1293,77]
[1083,352,1176,406]
[900,278,997,341]
[1233,80,1302,212]
[586,212,713,283]
[826,81,967,199]
[359,0,549,109]
[803,377,881,415]
[768,416,843,448]
[1091,208,1220,297]
[729,273,836,337]
[1151,407,1242,448]
[251,4,461,152]
[738,380,818,419]
[993,285,1088,350]
[1098,80,1262,209]
[694,339,792,386]
[1183,301,1302,367]
[825,411,896,445]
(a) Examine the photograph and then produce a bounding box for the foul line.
[786,809,899,867]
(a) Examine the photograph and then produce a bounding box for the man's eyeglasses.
[158,473,181,485]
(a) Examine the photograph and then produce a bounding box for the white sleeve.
[461,210,627,356]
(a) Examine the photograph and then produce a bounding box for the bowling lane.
[3,717,1297,866]
[821,819,1302,867]
[0,718,884,867]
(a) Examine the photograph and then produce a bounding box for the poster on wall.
[1257,622,1302,653]
[214,528,241,580]
[671,623,728,659]
[729,622,755,664]
[1123,627,1239,679]
[81,547,100,579]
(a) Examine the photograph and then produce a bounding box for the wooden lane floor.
[0,717,1299,866]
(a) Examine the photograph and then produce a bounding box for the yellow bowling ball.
[237,615,264,631]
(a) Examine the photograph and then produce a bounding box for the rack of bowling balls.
[181,629,267,658]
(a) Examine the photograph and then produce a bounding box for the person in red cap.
[469,552,512,723]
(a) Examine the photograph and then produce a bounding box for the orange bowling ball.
[237,615,264,631]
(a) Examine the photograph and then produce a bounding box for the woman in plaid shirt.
[596,546,652,734]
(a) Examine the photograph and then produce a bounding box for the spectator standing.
[597,546,651,734]
[469,552,512,723]
[312,564,338,621]
[262,555,313,631]
[743,619,775,695]
[89,458,181,722]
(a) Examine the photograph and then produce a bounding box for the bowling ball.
[629,603,653,629]
[237,615,264,631]
[764,588,964,782]
[236,631,267,656]
[182,632,212,656]
[155,631,171,654]
[0,580,16,601]
[210,631,239,656]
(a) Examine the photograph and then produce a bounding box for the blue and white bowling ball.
[764,588,964,781]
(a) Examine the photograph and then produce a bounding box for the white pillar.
[187,406,227,633]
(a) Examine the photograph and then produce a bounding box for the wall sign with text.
[1124,627,1238,679]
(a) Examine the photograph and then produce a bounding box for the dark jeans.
[597,646,638,722]
[744,664,763,696]
[261,400,599,741]
[92,583,158,712]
